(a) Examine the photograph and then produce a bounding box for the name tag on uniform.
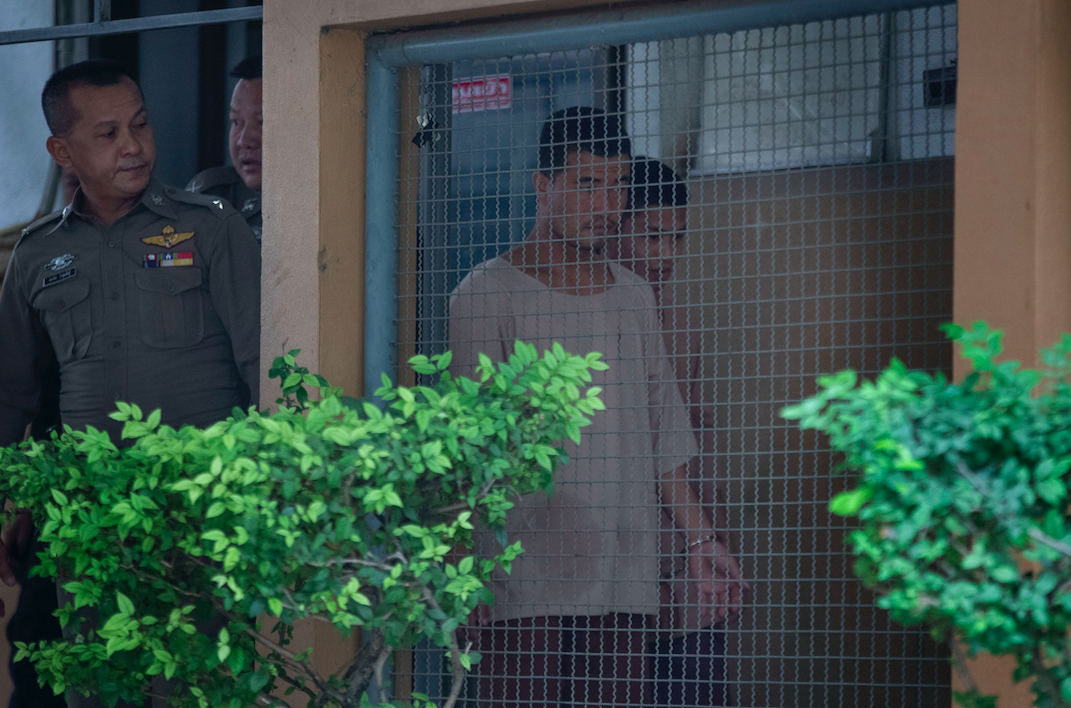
[43,267,77,287]
[143,252,194,268]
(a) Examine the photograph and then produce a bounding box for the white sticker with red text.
[452,74,512,114]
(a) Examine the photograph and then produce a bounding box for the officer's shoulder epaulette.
[185,166,239,193]
[16,209,65,246]
[164,186,239,221]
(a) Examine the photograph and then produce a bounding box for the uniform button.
[57,300,65,309]
[108,241,116,248]
[168,284,175,293]
[110,292,120,301]
[113,341,121,349]
[113,393,120,401]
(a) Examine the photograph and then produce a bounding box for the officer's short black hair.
[230,55,262,80]
[627,157,688,212]
[41,59,141,137]
[537,106,631,176]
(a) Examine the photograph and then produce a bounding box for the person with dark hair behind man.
[448,107,739,706]
[0,58,260,708]
[187,55,263,240]
[607,157,747,706]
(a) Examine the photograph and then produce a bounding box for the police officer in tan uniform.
[0,59,260,708]
[186,55,262,241]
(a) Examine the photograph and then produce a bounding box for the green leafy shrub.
[2,342,606,708]
[783,323,1071,708]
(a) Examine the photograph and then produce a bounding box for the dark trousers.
[471,613,654,707]
[6,539,147,708]
[650,629,733,707]
[6,537,64,708]
[10,366,66,707]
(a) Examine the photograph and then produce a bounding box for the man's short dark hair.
[230,55,262,81]
[627,157,688,212]
[537,106,631,175]
[41,59,140,136]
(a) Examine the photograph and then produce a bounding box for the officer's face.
[611,206,688,284]
[229,79,263,189]
[533,150,631,252]
[48,77,155,205]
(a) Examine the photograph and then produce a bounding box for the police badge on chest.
[42,254,77,287]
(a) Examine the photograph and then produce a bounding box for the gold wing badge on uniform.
[142,225,194,249]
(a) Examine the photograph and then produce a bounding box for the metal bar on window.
[365,0,942,67]
[364,58,402,395]
[0,6,262,47]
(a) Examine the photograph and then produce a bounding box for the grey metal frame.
[362,0,945,390]
[0,5,262,46]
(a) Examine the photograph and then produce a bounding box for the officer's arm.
[0,255,48,447]
[207,214,261,407]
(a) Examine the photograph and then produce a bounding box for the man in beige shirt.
[449,108,735,707]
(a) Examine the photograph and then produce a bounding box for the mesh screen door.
[388,3,956,706]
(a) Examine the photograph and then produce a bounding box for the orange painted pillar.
[953,0,1071,705]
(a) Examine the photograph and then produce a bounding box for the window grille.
[390,3,955,706]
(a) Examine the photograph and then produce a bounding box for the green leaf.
[940,322,964,339]
[992,566,1019,583]
[1037,478,1066,504]
[339,395,363,411]
[951,692,998,708]
[830,487,871,516]
[116,593,135,617]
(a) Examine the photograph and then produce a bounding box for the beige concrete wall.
[954,0,1071,705]
[955,0,1071,368]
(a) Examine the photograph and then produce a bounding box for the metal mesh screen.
[393,4,955,706]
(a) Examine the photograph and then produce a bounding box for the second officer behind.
[186,55,263,240]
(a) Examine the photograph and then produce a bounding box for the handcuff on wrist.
[683,533,720,553]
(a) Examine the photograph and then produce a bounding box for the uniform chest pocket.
[33,279,93,362]
[134,268,205,348]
